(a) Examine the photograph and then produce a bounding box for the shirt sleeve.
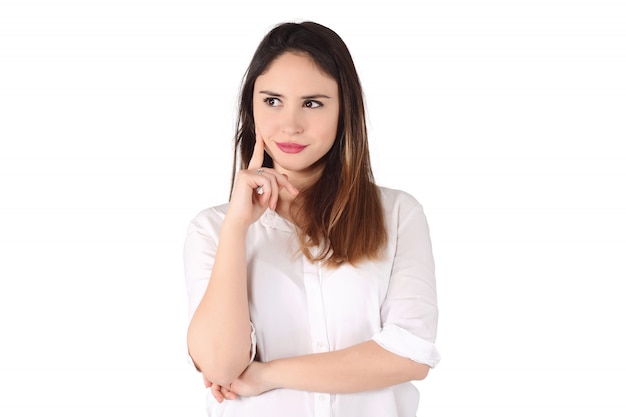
[183,209,257,370]
[372,196,441,368]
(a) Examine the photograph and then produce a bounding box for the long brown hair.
[232,21,386,265]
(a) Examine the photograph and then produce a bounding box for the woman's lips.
[276,142,307,154]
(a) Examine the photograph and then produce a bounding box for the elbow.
[187,337,250,386]
[411,362,430,381]
[201,363,247,387]
[189,350,250,386]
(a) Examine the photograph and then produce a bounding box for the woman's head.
[234,22,371,185]
[232,21,385,265]
[252,51,340,181]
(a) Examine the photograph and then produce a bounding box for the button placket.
[303,260,332,417]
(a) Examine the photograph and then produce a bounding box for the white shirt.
[184,186,441,417]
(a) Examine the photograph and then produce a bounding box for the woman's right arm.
[186,215,254,387]
[186,131,298,387]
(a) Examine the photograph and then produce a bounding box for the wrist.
[262,360,282,392]
[221,215,251,236]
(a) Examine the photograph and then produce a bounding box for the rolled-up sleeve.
[183,208,257,368]
[373,195,441,368]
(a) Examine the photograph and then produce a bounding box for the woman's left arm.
[225,193,439,398]
[229,340,429,397]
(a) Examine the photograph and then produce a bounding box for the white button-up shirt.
[184,186,440,417]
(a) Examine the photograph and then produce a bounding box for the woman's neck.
[273,162,324,223]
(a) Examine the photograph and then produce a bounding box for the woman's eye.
[304,100,322,108]
[263,97,281,107]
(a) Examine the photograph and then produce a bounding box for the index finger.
[248,129,265,169]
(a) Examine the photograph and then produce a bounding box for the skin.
[252,51,340,220]
[191,52,430,403]
[187,130,298,389]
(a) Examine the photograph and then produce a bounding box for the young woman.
[184,21,440,416]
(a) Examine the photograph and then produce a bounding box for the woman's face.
[253,52,340,181]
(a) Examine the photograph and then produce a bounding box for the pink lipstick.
[276,142,307,154]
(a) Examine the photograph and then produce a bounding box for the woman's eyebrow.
[302,94,332,100]
[259,90,283,97]
[258,90,332,100]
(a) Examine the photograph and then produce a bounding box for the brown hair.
[232,21,386,265]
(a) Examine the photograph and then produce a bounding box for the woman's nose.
[280,107,304,135]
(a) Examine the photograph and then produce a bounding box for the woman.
[184,21,440,416]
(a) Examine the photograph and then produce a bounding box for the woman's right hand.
[204,375,238,403]
[225,129,298,227]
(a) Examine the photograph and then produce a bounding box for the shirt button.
[317,394,327,401]
[316,342,325,351]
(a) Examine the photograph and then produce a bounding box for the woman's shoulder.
[377,185,424,212]
[376,186,431,235]
[186,203,229,235]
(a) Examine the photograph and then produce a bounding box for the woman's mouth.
[276,142,307,154]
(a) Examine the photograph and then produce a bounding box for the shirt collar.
[260,209,295,232]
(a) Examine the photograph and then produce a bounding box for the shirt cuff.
[249,321,257,364]
[372,324,441,368]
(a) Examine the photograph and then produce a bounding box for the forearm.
[264,340,430,394]
[187,219,252,385]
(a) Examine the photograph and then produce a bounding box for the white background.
[1,0,625,416]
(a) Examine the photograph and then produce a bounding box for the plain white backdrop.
[1,0,625,415]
